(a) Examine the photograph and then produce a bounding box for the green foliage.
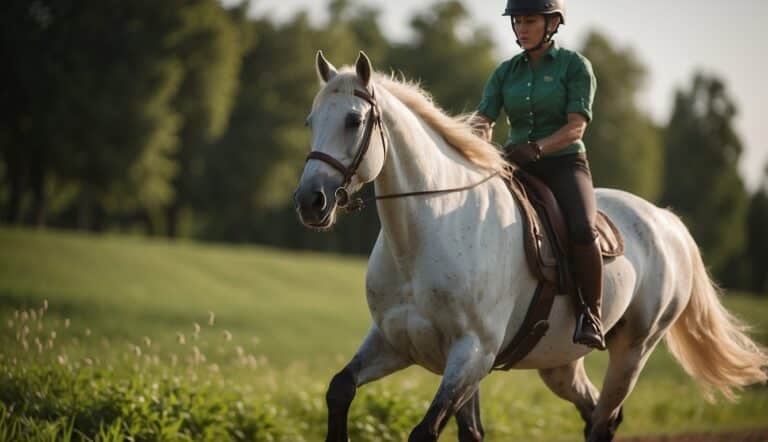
[388,1,498,115]
[1,227,768,440]
[165,0,244,237]
[580,31,664,202]
[662,73,749,278]
[0,0,188,228]
[745,170,768,293]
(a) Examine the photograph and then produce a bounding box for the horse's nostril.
[311,191,326,212]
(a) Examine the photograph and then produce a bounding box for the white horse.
[292,51,768,442]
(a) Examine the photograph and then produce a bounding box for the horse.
[292,51,768,442]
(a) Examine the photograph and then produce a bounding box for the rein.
[305,86,501,213]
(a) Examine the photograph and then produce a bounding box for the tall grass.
[1,227,766,441]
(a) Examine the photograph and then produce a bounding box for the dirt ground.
[619,428,768,442]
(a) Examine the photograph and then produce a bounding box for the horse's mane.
[316,68,509,177]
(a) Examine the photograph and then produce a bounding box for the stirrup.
[573,312,606,350]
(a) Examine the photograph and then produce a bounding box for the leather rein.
[305,86,500,212]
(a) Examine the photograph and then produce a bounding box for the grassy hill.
[1,227,766,441]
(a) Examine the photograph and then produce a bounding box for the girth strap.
[493,281,557,371]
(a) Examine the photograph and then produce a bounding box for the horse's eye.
[346,114,362,129]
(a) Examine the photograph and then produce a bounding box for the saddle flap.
[506,170,626,291]
[596,212,625,257]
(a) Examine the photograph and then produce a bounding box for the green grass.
[1,227,766,441]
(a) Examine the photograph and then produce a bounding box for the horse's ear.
[316,50,337,84]
[355,51,372,88]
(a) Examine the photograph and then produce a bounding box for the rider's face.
[512,15,549,50]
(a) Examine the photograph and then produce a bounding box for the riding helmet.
[502,0,566,24]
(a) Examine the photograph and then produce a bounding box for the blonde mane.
[316,68,510,178]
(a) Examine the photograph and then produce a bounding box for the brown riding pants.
[521,152,598,245]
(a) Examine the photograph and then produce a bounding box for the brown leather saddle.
[493,169,625,371]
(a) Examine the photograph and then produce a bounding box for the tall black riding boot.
[571,238,606,350]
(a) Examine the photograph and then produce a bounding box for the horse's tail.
[665,228,768,402]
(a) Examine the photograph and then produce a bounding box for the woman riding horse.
[471,0,605,350]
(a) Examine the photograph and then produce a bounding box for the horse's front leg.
[409,334,495,442]
[326,325,411,442]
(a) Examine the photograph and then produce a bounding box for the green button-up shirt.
[477,42,596,157]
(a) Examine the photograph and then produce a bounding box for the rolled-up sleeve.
[565,54,596,122]
[477,67,504,121]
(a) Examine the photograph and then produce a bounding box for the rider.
[470,0,605,350]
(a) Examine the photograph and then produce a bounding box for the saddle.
[493,169,624,371]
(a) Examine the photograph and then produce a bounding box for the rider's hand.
[503,141,542,168]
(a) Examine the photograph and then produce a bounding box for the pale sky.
[235,0,768,190]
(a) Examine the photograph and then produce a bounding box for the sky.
[235,0,768,190]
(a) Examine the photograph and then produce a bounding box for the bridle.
[305,85,500,213]
[306,87,387,211]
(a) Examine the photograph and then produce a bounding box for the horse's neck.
[373,86,487,263]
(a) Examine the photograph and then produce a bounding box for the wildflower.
[43,299,48,311]
[208,311,215,326]
[30,310,37,321]
[6,319,12,329]
[192,346,203,364]
[143,336,151,348]
[50,331,56,340]
[133,345,142,357]
[222,330,232,341]
[252,336,261,345]
[193,323,201,337]
[64,318,70,329]
[84,328,91,337]
[177,333,186,345]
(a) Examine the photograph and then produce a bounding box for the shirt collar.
[545,40,560,59]
[521,40,560,62]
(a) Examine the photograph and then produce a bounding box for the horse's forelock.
[312,69,364,111]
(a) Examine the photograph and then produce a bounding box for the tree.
[745,167,768,293]
[164,0,243,237]
[580,31,663,202]
[662,73,749,278]
[387,1,498,115]
[0,0,187,229]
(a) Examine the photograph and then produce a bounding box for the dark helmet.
[503,0,566,25]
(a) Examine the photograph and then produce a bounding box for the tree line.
[1,0,765,292]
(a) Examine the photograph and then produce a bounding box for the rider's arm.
[536,112,588,155]
[537,53,595,155]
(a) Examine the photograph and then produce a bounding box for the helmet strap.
[512,15,560,53]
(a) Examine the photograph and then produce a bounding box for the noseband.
[305,87,387,210]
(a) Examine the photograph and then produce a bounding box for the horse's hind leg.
[409,334,494,442]
[326,326,410,442]
[538,358,599,437]
[454,390,484,442]
[587,327,666,442]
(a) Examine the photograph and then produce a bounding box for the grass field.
[1,227,766,441]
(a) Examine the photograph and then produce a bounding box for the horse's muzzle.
[293,177,339,229]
